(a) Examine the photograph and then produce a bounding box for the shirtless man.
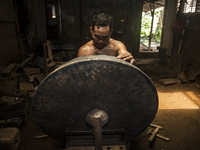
[78,13,135,64]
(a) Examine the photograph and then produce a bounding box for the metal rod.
[93,117,102,150]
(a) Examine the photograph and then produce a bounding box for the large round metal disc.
[32,55,158,142]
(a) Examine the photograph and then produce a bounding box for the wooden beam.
[148,1,155,51]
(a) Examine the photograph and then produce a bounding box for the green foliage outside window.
[141,11,151,37]
[140,8,163,43]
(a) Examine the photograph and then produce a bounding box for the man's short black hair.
[91,13,113,31]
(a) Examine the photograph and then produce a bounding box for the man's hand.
[117,52,135,64]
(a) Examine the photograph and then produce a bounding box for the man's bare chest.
[93,46,118,56]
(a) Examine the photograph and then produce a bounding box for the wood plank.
[19,83,34,92]
[23,67,41,76]
[2,63,16,74]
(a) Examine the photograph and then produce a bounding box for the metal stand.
[94,117,102,150]
[63,109,126,150]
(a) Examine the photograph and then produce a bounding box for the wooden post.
[148,1,155,52]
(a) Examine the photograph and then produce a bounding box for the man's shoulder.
[110,38,123,44]
[78,40,95,56]
[80,40,93,50]
[109,38,125,48]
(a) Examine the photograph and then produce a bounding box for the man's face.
[90,25,112,49]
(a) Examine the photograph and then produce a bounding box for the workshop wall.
[26,0,47,53]
[0,0,22,67]
[0,0,142,67]
[60,0,81,43]
[60,0,143,55]
[0,0,47,67]
[186,13,200,64]
[46,0,61,39]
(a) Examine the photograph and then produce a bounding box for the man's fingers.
[124,56,135,64]
[117,52,130,59]
[123,56,133,61]
[117,53,123,58]
[130,58,136,64]
[117,52,135,64]
[130,59,134,64]
[122,53,130,58]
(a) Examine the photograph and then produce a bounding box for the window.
[183,0,200,13]
[47,5,56,18]
[196,0,200,12]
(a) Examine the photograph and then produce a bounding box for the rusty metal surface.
[32,55,158,142]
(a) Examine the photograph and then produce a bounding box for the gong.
[32,55,158,142]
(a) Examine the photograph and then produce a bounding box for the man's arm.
[116,41,135,64]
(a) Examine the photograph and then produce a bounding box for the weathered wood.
[161,0,178,56]
[148,1,155,51]
[1,63,16,74]
[23,67,41,81]
[0,128,20,150]
[19,83,34,92]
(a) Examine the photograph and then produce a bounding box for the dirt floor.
[129,62,200,150]
[18,59,200,150]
